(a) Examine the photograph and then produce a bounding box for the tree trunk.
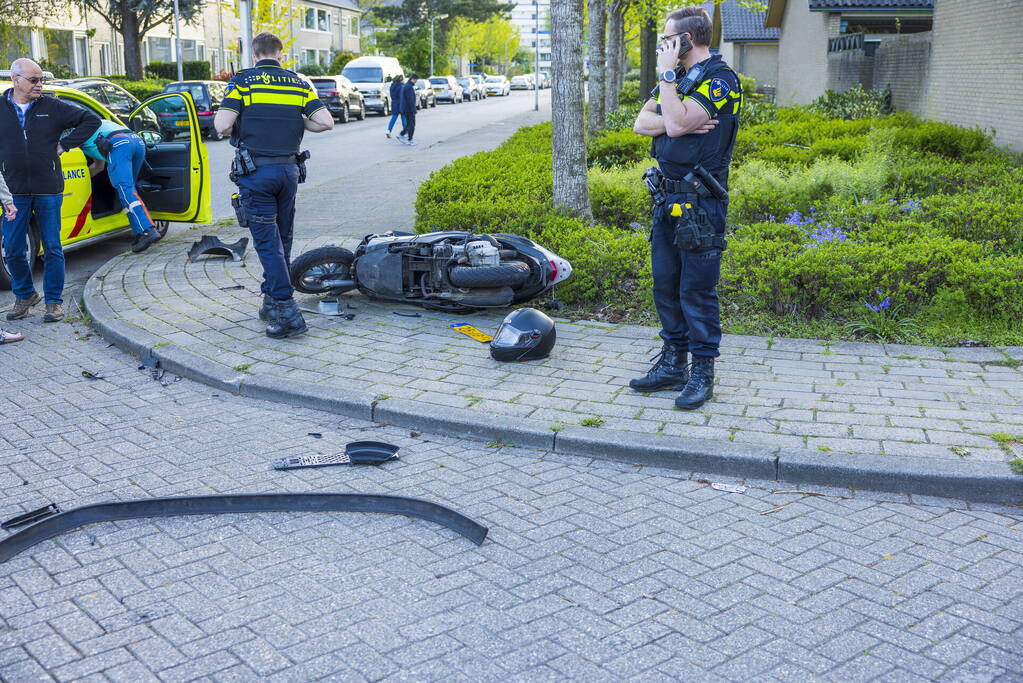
[585,0,606,136]
[550,0,591,220]
[638,17,657,107]
[121,2,144,81]
[605,0,626,111]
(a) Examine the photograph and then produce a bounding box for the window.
[101,84,136,112]
[3,26,31,63]
[348,15,358,36]
[148,36,173,62]
[304,8,315,30]
[97,43,111,76]
[318,9,330,32]
[303,7,330,32]
[42,29,74,70]
[73,36,89,76]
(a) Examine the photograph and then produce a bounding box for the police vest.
[652,55,742,188]
[220,61,326,155]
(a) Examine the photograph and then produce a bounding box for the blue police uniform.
[221,59,326,302]
[651,54,742,359]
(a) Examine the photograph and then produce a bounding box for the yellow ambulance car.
[0,84,212,289]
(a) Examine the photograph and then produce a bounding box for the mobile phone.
[676,34,693,58]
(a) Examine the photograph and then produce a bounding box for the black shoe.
[131,227,162,254]
[258,294,273,321]
[675,357,714,410]
[630,344,690,392]
[265,298,307,339]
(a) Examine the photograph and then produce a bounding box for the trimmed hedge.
[416,103,1023,343]
[106,76,171,102]
[146,61,212,81]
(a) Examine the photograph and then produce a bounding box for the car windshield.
[486,77,504,83]
[457,79,471,86]
[429,77,449,85]
[311,79,337,90]
[165,83,207,106]
[342,67,383,82]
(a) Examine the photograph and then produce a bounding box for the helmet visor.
[493,323,533,347]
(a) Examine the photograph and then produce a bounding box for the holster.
[95,134,113,158]
[669,196,727,252]
[229,148,257,183]
[296,150,310,184]
[643,167,666,207]
[231,192,248,227]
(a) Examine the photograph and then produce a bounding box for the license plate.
[174,120,189,127]
[434,88,443,92]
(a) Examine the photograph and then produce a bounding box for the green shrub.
[617,80,641,104]
[329,52,358,74]
[38,58,76,79]
[106,76,169,101]
[889,120,992,158]
[146,61,211,80]
[588,129,649,169]
[808,83,892,120]
[589,163,649,228]
[298,63,328,77]
[605,101,643,132]
[742,100,777,127]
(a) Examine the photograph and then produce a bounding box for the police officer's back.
[631,7,742,411]
[213,31,334,339]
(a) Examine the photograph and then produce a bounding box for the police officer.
[213,32,334,339]
[632,6,742,410]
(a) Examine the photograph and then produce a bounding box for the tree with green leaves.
[67,0,204,80]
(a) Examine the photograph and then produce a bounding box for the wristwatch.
[660,69,677,83]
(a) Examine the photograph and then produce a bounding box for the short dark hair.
[252,32,283,58]
[667,6,712,47]
[408,72,418,80]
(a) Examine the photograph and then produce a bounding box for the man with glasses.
[1,58,100,323]
[631,6,743,411]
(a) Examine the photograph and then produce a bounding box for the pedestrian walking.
[631,6,742,410]
[213,32,334,339]
[82,120,163,254]
[397,74,419,146]
[1,58,100,323]
[385,74,405,138]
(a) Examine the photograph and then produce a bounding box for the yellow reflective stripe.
[248,92,310,106]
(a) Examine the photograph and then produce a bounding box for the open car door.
[128,93,212,224]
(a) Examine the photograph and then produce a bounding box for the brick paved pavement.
[2,307,1022,681]
[83,111,1023,472]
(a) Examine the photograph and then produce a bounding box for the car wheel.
[382,100,390,116]
[431,99,437,108]
[339,104,349,123]
[355,102,366,120]
[0,225,40,292]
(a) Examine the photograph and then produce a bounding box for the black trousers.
[399,112,416,141]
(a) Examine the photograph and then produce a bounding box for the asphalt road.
[0,88,552,310]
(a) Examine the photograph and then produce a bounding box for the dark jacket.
[398,81,418,114]
[389,79,404,106]
[0,90,101,195]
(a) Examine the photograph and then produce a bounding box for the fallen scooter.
[289,231,572,313]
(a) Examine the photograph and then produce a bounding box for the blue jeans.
[387,111,403,132]
[236,163,298,300]
[107,133,153,236]
[650,193,726,358]
[1,194,64,304]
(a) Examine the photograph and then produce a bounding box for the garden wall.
[873,33,931,115]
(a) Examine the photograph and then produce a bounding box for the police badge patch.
[709,78,729,102]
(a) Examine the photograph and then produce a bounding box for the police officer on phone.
[213,32,335,339]
[631,6,741,410]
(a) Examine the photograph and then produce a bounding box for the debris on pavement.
[451,323,493,343]
[2,504,61,530]
[272,441,400,470]
[393,311,422,318]
[710,483,746,494]
[308,432,323,439]
[81,370,104,380]
[187,235,249,262]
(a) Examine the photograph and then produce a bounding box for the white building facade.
[509,0,550,73]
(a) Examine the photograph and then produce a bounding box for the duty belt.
[252,154,298,166]
[659,176,700,195]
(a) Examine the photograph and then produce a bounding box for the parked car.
[456,77,482,102]
[310,75,366,123]
[162,80,229,140]
[429,76,463,104]
[535,73,550,89]
[483,75,511,97]
[341,56,404,116]
[469,74,488,98]
[414,79,437,109]
[0,84,212,291]
[540,72,552,89]
[54,78,142,125]
[510,75,534,91]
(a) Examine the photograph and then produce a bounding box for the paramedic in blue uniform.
[631,6,742,410]
[214,32,334,339]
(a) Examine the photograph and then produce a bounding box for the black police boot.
[258,294,273,321]
[265,298,308,339]
[675,356,714,410]
[629,344,690,392]
[131,227,162,254]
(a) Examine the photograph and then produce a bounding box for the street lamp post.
[429,14,449,76]
[534,1,540,111]
[239,0,254,69]
[173,0,184,81]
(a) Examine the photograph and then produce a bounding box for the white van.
[341,56,405,116]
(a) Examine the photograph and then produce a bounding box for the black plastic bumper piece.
[0,493,488,563]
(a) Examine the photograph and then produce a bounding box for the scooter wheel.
[448,262,530,288]
[290,246,356,294]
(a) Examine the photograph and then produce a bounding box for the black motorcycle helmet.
[490,308,556,362]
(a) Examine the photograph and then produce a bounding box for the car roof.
[0,82,119,119]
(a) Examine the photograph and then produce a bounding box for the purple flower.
[866,293,892,312]
[802,223,848,248]
[785,210,815,227]
[900,198,922,213]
